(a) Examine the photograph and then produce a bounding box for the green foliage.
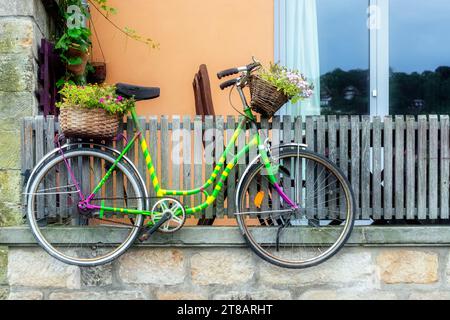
[259,63,314,104]
[56,84,135,115]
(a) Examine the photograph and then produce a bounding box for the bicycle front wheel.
[236,146,355,269]
[26,148,146,266]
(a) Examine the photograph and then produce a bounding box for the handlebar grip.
[217,68,240,79]
[220,79,238,90]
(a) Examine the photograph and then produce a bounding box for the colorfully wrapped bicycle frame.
[67,106,298,226]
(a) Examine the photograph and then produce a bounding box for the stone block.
[8,248,80,288]
[0,247,7,285]
[377,250,438,284]
[409,291,450,300]
[118,248,185,285]
[213,289,291,300]
[80,263,113,287]
[260,250,375,287]
[0,53,34,92]
[8,290,43,300]
[190,249,255,286]
[0,92,35,130]
[299,290,397,300]
[0,18,33,54]
[156,289,207,300]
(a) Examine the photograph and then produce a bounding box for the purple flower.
[116,96,123,102]
[99,98,105,103]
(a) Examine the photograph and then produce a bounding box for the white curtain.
[275,0,321,116]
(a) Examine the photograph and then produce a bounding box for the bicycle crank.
[151,198,187,233]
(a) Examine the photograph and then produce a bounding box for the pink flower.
[116,96,123,102]
[99,98,105,103]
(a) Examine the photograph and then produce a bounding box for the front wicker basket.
[249,75,289,118]
[59,106,119,139]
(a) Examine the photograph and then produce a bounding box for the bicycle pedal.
[138,211,172,242]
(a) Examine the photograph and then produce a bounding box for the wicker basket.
[249,75,289,118]
[59,106,119,139]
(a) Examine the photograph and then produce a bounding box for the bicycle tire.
[235,145,355,269]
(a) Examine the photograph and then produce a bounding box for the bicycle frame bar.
[84,105,296,216]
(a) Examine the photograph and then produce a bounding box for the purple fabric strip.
[273,183,298,209]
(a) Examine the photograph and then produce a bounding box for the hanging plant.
[55,0,158,87]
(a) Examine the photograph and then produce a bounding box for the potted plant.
[56,84,135,139]
[250,63,314,118]
[55,0,92,78]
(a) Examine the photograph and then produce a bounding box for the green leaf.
[68,56,83,65]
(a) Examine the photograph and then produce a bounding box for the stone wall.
[1,243,450,300]
[0,0,52,227]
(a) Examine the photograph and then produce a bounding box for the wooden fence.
[21,115,450,220]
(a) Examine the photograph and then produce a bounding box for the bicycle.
[25,59,355,268]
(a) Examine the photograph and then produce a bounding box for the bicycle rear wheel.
[26,148,146,266]
[236,146,355,269]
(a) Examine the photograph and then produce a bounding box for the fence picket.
[361,115,371,219]
[406,116,416,219]
[350,116,360,219]
[429,115,438,219]
[441,115,449,219]
[417,115,427,219]
[226,116,236,217]
[372,116,382,219]
[204,116,214,218]
[193,116,203,218]
[383,116,393,219]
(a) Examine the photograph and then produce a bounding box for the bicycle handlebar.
[219,78,239,90]
[217,61,261,80]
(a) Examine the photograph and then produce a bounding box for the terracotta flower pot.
[88,62,107,84]
[66,46,89,76]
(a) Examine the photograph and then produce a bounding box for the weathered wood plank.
[316,116,326,219]
[204,116,214,218]
[214,116,224,217]
[226,115,236,217]
[171,116,181,196]
[394,116,405,219]
[441,115,449,219]
[271,116,281,211]
[148,116,158,198]
[35,117,45,220]
[193,116,203,218]
[305,116,315,218]
[327,115,337,219]
[361,115,371,219]
[160,116,170,190]
[383,116,393,219]
[45,116,56,217]
[350,116,360,219]
[417,115,427,219]
[429,115,438,219]
[339,116,349,220]
[372,117,382,219]
[406,116,416,220]
[294,116,303,210]
[237,116,247,213]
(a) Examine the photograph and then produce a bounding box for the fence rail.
[21,115,450,220]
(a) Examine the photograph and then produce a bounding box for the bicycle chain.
[85,196,181,231]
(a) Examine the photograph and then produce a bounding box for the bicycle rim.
[26,148,145,266]
[236,148,355,268]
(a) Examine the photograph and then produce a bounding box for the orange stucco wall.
[90,0,274,116]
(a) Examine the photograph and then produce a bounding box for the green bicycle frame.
[87,107,279,219]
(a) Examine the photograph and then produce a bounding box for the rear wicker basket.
[249,75,289,118]
[59,106,119,139]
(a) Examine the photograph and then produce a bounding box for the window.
[317,0,370,115]
[389,0,450,115]
[275,0,450,116]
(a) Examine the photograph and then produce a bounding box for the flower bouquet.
[249,63,314,118]
[57,84,135,139]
